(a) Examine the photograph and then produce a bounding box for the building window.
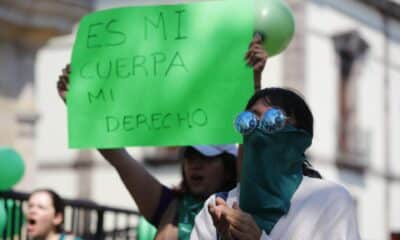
[332,30,369,170]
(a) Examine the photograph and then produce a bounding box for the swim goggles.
[234,107,287,135]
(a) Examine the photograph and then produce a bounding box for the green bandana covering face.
[177,194,204,240]
[239,124,312,234]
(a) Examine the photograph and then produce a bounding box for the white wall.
[307,0,400,239]
[388,15,400,234]
[388,19,400,177]
[35,36,75,164]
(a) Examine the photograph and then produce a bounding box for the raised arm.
[57,65,165,222]
[237,35,268,177]
[245,34,268,92]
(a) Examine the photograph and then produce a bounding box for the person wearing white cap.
[131,144,239,240]
[190,145,238,157]
[178,145,238,200]
[98,145,238,240]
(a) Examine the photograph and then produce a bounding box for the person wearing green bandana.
[191,88,360,240]
[56,35,268,240]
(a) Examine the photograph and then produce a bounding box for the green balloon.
[0,204,6,234]
[254,0,295,57]
[0,200,25,237]
[0,148,25,190]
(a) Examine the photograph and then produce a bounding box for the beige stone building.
[0,0,94,190]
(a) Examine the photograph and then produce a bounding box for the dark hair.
[303,159,322,178]
[178,146,237,197]
[29,189,65,233]
[246,87,314,136]
[246,87,321,178]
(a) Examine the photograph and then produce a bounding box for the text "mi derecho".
[106,108,208,132]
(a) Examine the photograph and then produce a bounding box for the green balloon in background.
[0,200,24,237]
[0,147,25,190]
[0,204,6,235]
[254,0,295,57]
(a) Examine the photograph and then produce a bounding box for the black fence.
[0,191,140,240]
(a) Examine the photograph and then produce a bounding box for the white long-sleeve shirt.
[190,176,360,240]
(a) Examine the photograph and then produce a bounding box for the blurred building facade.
[297,1,400,239]
[0,0,94,192]
[1,0,400,239]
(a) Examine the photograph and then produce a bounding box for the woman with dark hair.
[26,189,81,240]
[56,36,267,240]
[135,145,238,240]
[191,88,360,240]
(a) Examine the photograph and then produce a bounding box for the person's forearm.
[254,70,262,92]
[98,148,131,168]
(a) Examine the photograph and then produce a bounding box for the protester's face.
[237,98,272,172]
[183,155,226,199]
[249,97,296,127]
[249,98,272,119]
[26,191,62,239]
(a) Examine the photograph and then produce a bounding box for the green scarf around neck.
[136,194,203,240]
[177,194,204,240]
[239,124,312,234]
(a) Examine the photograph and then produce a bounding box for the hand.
[209,197,234,240]
[221,202,262,240]
[245,34,268,73]
[57,64,71,103]
[245,34,268,91]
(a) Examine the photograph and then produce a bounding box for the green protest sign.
[68,0,254,148]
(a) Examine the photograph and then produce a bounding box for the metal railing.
[0,191,140,240]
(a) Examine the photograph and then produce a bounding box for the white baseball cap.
[192,144,238,157]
